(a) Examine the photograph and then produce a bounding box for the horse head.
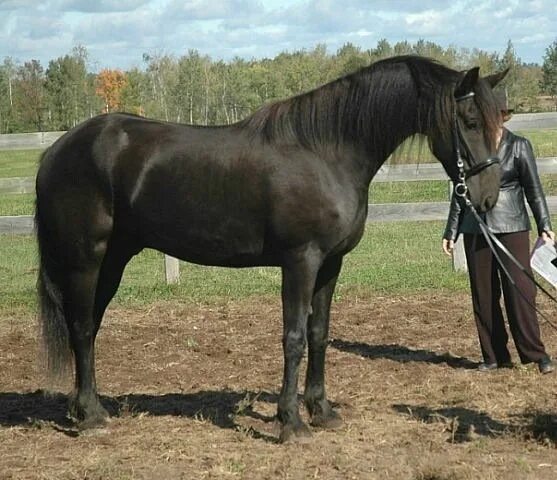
[429,67,508,213]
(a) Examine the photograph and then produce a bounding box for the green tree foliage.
[0,58,17,133]
[336,42,370,76]
[373,39,393,60]
[15,60,46,131]
[1,39,555,132]
[541,39,557,109]
[516,64,542,112]
[498,40,521,104]
[45,46,90,130]
[121,67,146,116]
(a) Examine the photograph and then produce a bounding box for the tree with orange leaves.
[95,69,127,113]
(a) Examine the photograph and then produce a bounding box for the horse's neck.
[343,85,420,184]
[338,136,412,191]
[353,124,419,187]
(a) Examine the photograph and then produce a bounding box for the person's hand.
[541,230,556,243]
[442,238,454,256]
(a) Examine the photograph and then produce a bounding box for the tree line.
[1,38,557,134]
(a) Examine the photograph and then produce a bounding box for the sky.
[1,0,556,71]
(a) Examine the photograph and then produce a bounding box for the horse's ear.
[455,67,480,98]
[484,68,509,88]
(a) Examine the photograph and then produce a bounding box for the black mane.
[241,55,500,159]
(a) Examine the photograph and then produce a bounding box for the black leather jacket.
[444,128,552,240]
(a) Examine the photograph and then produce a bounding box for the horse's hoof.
[69,398,109,430]
[279,422,313,444]
[76,413,109,431]
[310,409,343,429]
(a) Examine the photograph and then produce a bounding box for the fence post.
[164,255,180,284]
[448,181,468,273]
[453,238,468,273]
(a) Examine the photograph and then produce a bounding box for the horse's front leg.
[304,255,343,428]
[277,249,321,443]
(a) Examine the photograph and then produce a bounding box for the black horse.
[35,56,506,442]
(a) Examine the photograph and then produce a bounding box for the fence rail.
[0,131,65,150]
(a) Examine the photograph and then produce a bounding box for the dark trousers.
[463,231,547,364]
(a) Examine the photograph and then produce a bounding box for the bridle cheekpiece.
[453,91,500,198]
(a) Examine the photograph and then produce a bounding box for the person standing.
[443,91,555,373]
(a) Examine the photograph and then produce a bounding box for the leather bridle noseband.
[453,91,500,199]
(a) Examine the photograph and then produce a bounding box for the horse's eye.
[465,119,480,130]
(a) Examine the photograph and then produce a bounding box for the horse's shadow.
[0,389,279,441]
[330,338,477,369]
[393,404,557,445]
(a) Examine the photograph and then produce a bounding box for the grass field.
[0,221,472,316]
[0,149,42,178]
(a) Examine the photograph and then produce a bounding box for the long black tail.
[35,164,73,382]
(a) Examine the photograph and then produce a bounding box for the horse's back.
[35,113,367,267]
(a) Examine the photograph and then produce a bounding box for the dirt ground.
[1,292,557,480]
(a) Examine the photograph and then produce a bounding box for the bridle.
[452,91,500,199]
[452,92,557,330]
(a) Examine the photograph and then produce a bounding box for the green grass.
[0,222,468,315]
[516,129,557,158]
[391,129,557,163]
[0,149,42,178]
[370,174,557,203]
[370,180,450,203]
[0,194,35,215]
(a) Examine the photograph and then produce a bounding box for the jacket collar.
[497,127,514,161]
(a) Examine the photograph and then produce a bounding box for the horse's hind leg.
[68,236,139,427]
[56,207,114,427]
[64,255,109,428]
[304,255,343,428]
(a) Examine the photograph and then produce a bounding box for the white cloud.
[55,0,150,13]
[163,0,265,22]
[1,0,556,69]
[404,10,448,36]
[0,0,36,9]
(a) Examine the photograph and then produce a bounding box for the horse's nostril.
[482,195,496,212]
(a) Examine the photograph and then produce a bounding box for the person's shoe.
[498,361,514,369]
[477,362,498,372]
[538,357,554,374]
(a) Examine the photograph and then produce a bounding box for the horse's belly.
[135,212,269,267]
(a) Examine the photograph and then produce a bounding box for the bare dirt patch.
[1,293,557,479]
